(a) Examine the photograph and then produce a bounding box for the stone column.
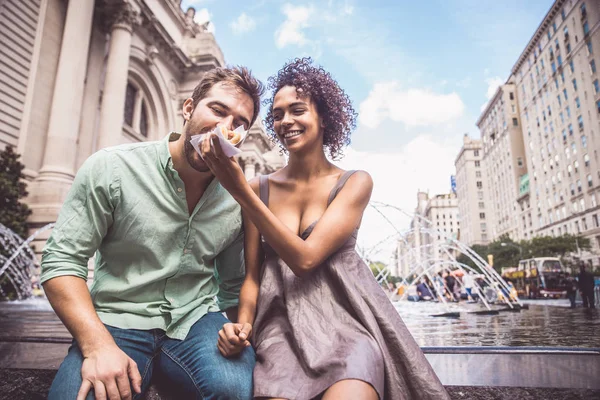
[96,4,137,150]
[28,0,95,223]
[243,156,257,180]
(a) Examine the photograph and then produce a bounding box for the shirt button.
[177,187,183,192]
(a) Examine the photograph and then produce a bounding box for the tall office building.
[455,133,491,245]
[477,80,529,241]
[511,0,600,264]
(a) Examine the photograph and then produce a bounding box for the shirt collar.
[160,132,181,172]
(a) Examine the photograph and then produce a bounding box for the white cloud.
[479,76,504,112]
[230,13,256,34]
[193,8,215,33]
[485,76,503,100]
[275,4,314,48]
[358,82,465,129]
[335,135,460,260]
[194,8,210,24]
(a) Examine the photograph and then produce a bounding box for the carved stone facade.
[0,0,284,249]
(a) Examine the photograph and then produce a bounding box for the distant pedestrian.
[578,262,596,309]
[463,272,475,301]
[565,273,578,308]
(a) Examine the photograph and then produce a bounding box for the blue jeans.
[48,312,255,400]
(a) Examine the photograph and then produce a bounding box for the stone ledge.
[2,369,600,400]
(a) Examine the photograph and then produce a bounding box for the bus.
[502,257,569,299]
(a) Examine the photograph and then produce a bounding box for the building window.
[517,157,523,167]
[563,88,568,100]
[576,97,581,109]
[594,79,600,94]
[582,135,587,148]
[123,81,150,138]
[479,213,486,220]
[478,202,485,209]
[475,160,480,167]
[478,191,484,200]
[566,106,571,118]
[569,60,574,73]
[568,123,573,136]
[584,21,590,36]
[476,171,481,178]
[512,118,518,126]
[476,181,483,189]
[578,115,584,131]
[510,92,514,100]
[124,83,137,127]
[573,78,578,91]
[591,60,597,74]
[578,179,582,192]
[474,150,480,157]
[587,41,593,55]
[585,153,590,167]
[594,214,599,228]
[588,174,593,187]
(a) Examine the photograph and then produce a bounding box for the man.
[578,262,596,309]
[41,66,263,400]
[565,273,578,308]
[463,272,475,301]
[416,280,433,301]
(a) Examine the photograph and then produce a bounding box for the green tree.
[0,146,31,239]
[369,261,387,278]
[524,234,590,258]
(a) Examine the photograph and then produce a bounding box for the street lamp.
[500,242,523,257]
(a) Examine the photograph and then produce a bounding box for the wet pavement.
[395,299,600,347]
[1,297,598,348]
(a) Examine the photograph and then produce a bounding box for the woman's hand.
[217,322,252,358]
[200,132,247,196]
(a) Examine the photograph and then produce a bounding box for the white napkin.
[190,126,247,158]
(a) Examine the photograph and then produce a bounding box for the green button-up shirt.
[40,133,244,339]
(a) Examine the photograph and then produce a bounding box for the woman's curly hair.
[263,57,357,160]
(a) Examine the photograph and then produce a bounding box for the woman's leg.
[321,379,378,400]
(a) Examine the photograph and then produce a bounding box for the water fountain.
[363,202,522,315]
[0,223,54,300]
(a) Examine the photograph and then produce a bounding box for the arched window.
[123,81,150,138]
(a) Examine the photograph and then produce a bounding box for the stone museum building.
[0,0,284,248]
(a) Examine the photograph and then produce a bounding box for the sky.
[181,0,555,261]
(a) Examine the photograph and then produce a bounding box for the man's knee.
[48,343,93,400]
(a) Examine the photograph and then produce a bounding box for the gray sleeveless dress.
[252,171,449,400]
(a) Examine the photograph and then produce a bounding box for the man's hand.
[76,344,142,400]
[217,322,252,358]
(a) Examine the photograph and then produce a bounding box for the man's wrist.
[79,331,117,357]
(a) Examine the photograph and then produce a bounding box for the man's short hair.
[190,66,264,126]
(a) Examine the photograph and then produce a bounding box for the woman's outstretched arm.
[201,135,372,277]
[237,178,263,326]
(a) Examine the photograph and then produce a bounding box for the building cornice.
[511,0,568,74]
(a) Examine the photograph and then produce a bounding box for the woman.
[201,58,449,399]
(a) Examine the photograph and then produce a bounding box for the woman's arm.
[201,134,373,278]
[237,179,264,326]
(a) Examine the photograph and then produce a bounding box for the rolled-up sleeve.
[40,150,118,285]
[214,230,245,311]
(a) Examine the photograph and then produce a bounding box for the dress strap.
[327,170,357,205]
[259,175,270,207]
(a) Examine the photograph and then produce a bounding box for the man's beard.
[183,122,212,173]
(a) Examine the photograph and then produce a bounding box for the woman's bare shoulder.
[338,170,373,200]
